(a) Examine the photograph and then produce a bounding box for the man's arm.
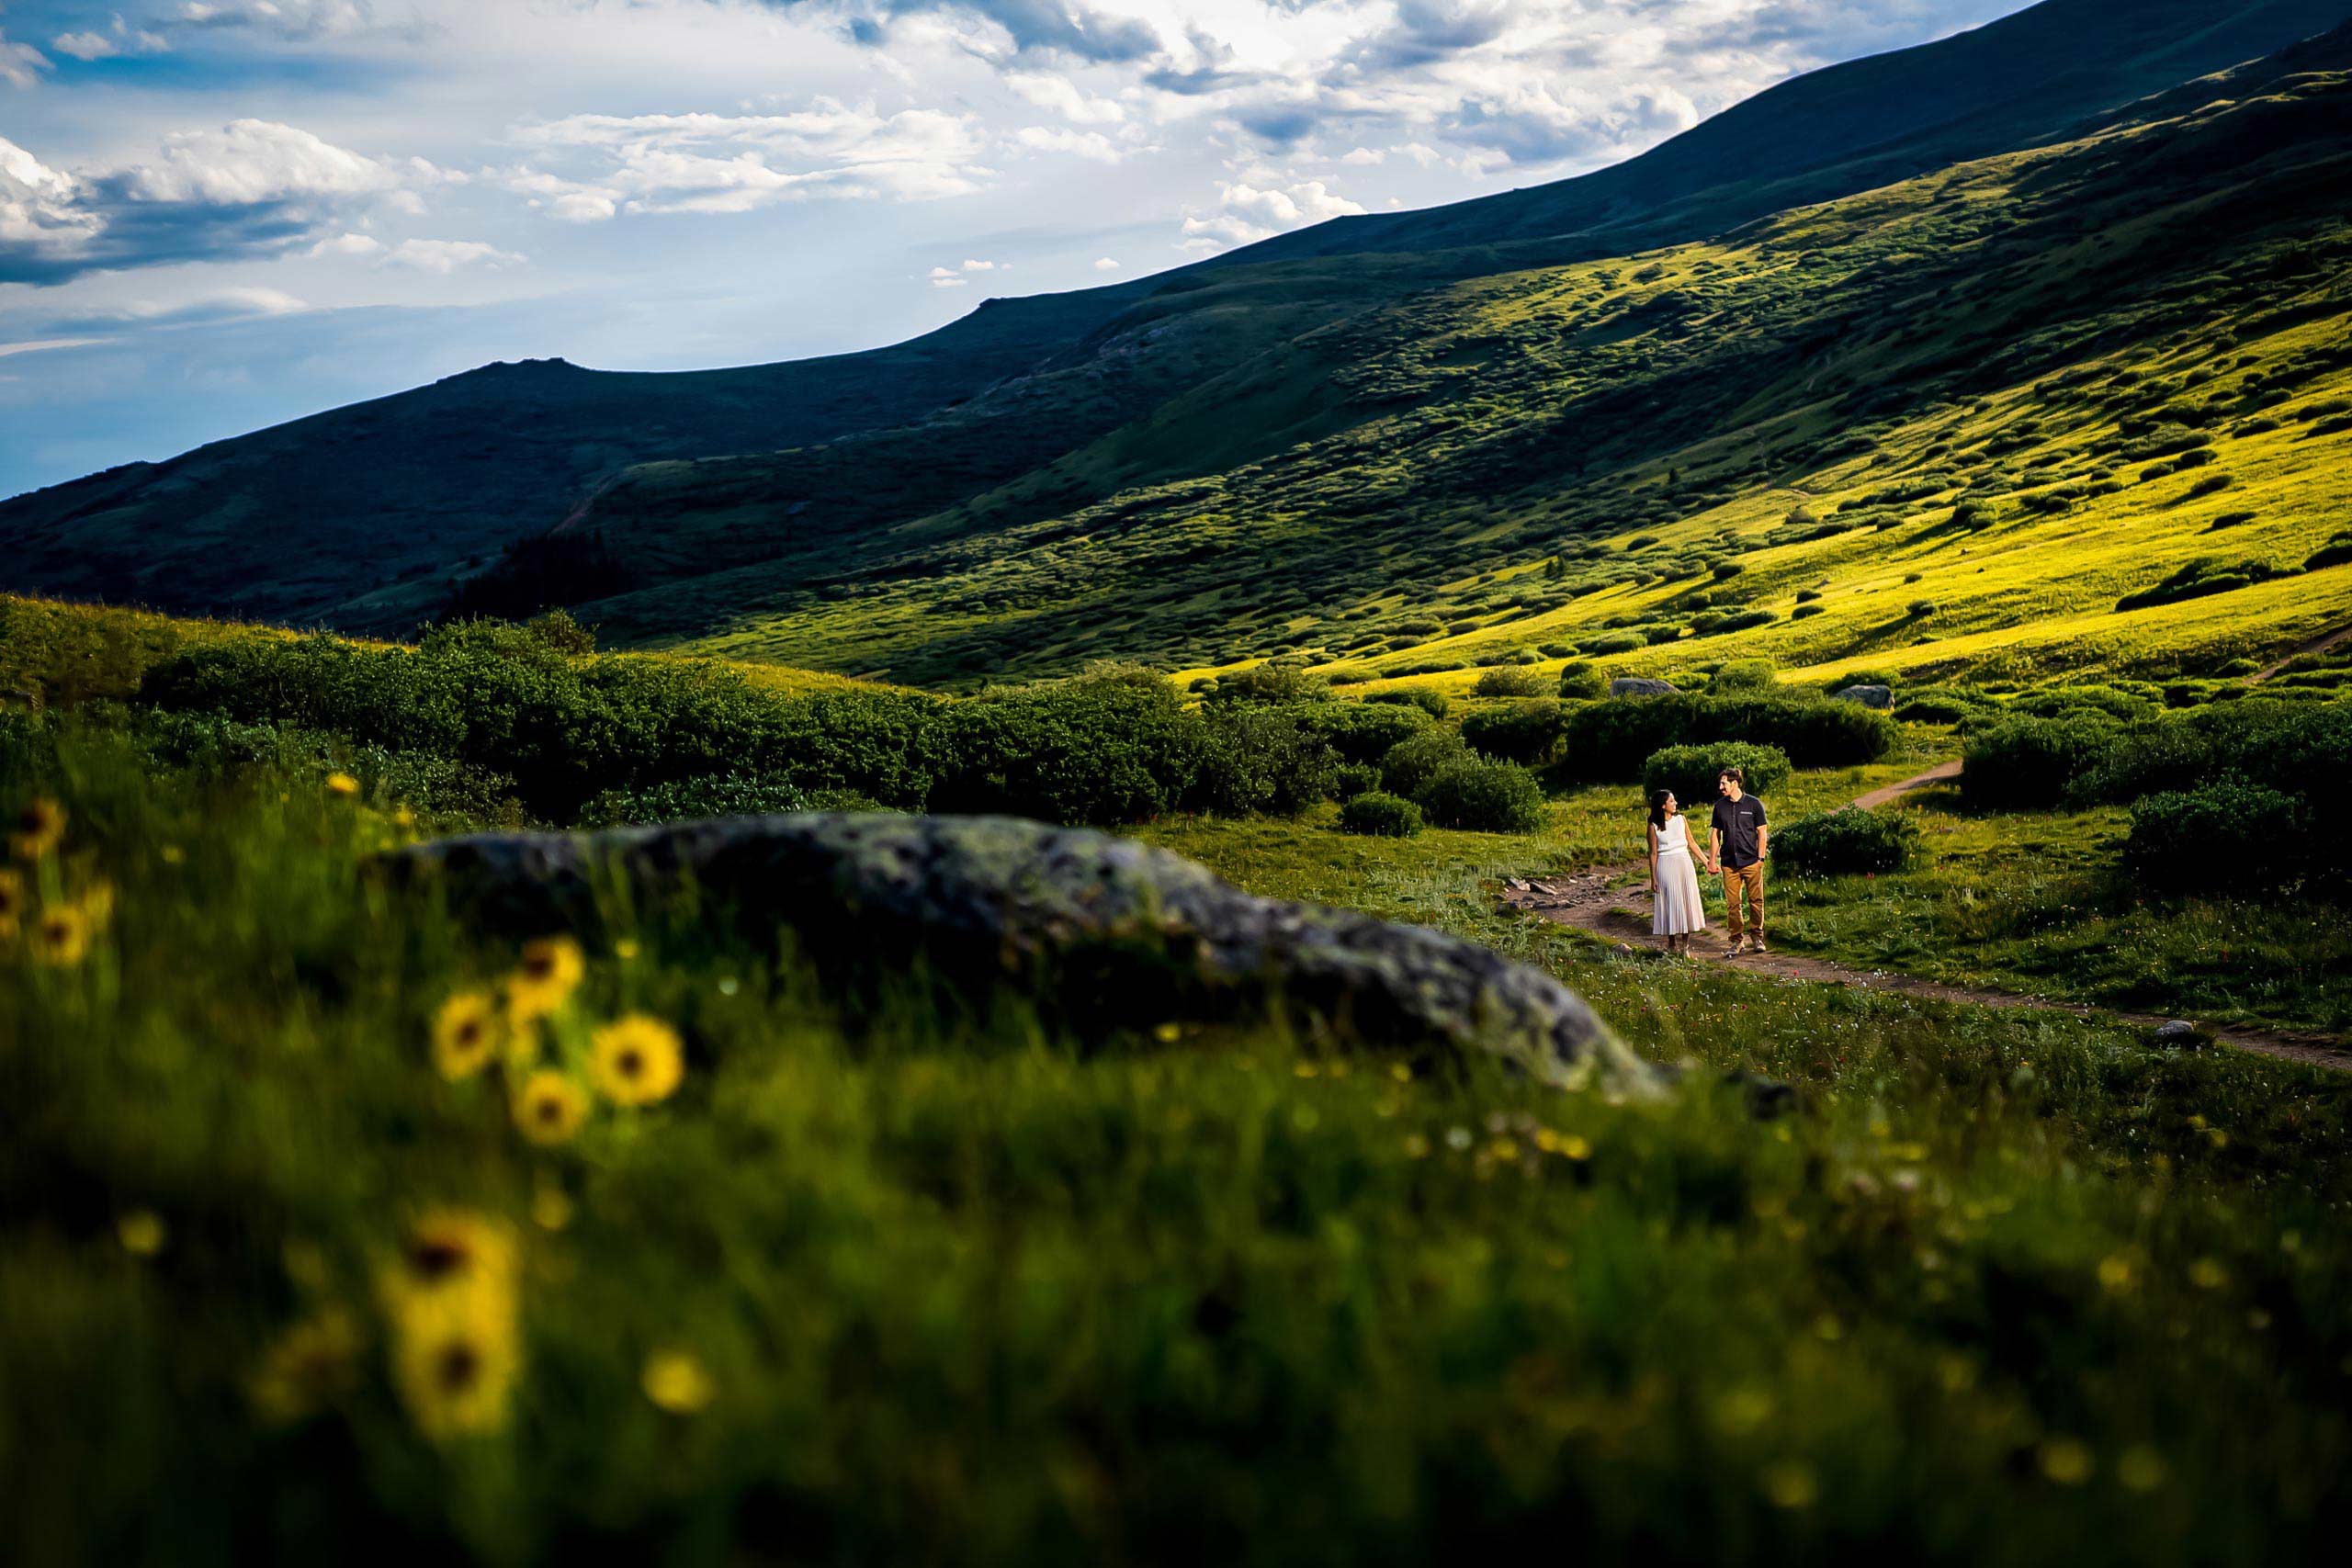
[1755,799,1768,862]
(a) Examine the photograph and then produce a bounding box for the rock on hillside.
[383,812,1657,1095]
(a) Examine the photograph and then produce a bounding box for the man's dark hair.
[1719,766,1744,786]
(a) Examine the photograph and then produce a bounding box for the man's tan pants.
[1721,863,1764,942]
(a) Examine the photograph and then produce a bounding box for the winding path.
[1503,762,2352,1073]
[2249,623,2352,684]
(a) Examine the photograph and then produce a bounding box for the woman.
[1648,789,1707,957]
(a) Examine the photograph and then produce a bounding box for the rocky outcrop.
[1832,684,1894,709]
[1610,677,1679,698]
[382,812,1659,1095]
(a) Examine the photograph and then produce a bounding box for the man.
[1708,765,1769,955]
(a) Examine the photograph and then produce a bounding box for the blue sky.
[0,0,2026,499]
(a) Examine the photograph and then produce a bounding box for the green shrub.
[579,773,877,827]
[1460,701,1568,766]
[1331,761,1382,800]
[2117,558,2291,613]
[1710,658,1778,695]
[1299,701,1430,764]
[1557,661,1608,701]
[2069,702,2352,813]
[1203,660,1327,705]
[1378,729,1471,799]
[1640,743,1792,814]
[2011,685,2159,723]
[1559,695,1894,782]
[1182,706,1338,818]
[1773,808,1924,878]
[1365,689,1450,719]
[1961,716,2120,809]
[1414,757,1548,832]
[1473,666,1551,699]
[1894,693,1990,726]
[1580,632,1645,656]
[1338,790,1424,837]
[2123,781,2301,894]
[932,673,1199,824]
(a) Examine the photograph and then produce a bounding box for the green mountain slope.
[565,31,2352,690]
[0,0,2343,643]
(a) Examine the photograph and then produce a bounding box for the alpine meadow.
[4,1,2352,1563]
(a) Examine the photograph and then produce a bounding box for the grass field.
[6,708,2352,1563]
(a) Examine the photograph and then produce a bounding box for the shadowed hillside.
[1,0,2345,648]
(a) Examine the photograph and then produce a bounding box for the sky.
[0,0,2028,498]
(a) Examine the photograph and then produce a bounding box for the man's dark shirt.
[1713,794,1768,870]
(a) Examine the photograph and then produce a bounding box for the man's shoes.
[1725,938,1750,956]
[1751,938,1769,953]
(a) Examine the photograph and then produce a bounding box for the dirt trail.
[2250,623,2352,683]
[1503,764,2352,1073]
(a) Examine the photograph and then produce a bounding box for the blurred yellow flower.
[389,1290,521,1440]
[78,880,114,929]
[32,904,89,966]
[0,866,24,920]
[514,1071,590,1145]
[117,1208,167,1256]
[250,1309,361,1427]
[430,989,504,1081]
[1759,1460,1818,1509]
[506,935,585,1021]
[2117,1444,2167,1493]
[380,1210,522,1440]
[641,1349,716,1415]
[10,798,66,861]
[2039,1437,2095,1485]
[325,772,361,797]
[590,1014,685,1107]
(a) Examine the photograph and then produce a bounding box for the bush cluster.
[1558,694,1895,783]
[1338,790,1424,837]
[1772,808,1924,878]
[1459,700,1567,765]
[1640,743,1792,813]
[1960,716,2120,810]
[2123,781,2302,895]
[1374,730,1548,833]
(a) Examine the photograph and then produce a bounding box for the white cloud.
[506,101,994,219]
[1012,123,1122,162]
[383,237,525,272]
[1005,70,1125,124]
[1179,177,1364,252]
[926,265,967,287]
[1,121,441,284]
[52,17,173,61]
[1,23,50,88]
[1092,254,1118,269]
[308,231,386,256]
[959,257,995,270]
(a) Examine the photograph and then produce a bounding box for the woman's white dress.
[1653,815,1707,936]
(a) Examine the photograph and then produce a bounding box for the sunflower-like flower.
[514,1070,590,1145]
[380,1209,522,1439]
[430,989,504,1081]
[325,772,361,797]
[31,904,89,966]
[10,798,66,862]
[641,1349,716,1415]
[249,1308,362,1427]
[0,866,24,922]
[505,935,585,1022]
[590,1014,685,1107]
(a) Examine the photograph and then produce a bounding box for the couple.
[1646,766,1769,959]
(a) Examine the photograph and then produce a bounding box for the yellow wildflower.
[0,866,24,921]
[380,1210,522,1439]
[117,1208,167,1256]
[505,935,585,1021]
[388,1288,521,1440]
[78,880,114,929]
[249,1309,361,1427]
[31,904,89,966]
[325,772,361,797]
[590,1014,685,1107]
[641,1349,716,1415]
[1759,1460,1818,1509]
[2039,1437,2095,1485]
[430,989,503,1081]
[514,1071,590,1145]
[10,797,66,861]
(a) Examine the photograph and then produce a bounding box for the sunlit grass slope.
[619,47,2352,690]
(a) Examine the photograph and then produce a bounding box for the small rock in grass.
[2151,1020,2201,1048]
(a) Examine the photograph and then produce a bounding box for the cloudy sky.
[0,0,2026,496]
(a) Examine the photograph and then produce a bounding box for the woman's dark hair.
[1649,789,1674,830]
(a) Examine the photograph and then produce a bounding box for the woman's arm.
[1647,823,1660,881]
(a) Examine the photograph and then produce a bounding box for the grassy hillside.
[572,42,2352,690]
[4,1,2344,657]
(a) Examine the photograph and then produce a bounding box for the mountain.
[1,0,2347,667]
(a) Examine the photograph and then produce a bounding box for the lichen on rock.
[381,812,1658,1095]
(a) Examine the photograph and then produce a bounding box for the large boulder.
[1610,677,1679,699]
[381,812,1658,1096]
[1833,683,1894,710]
